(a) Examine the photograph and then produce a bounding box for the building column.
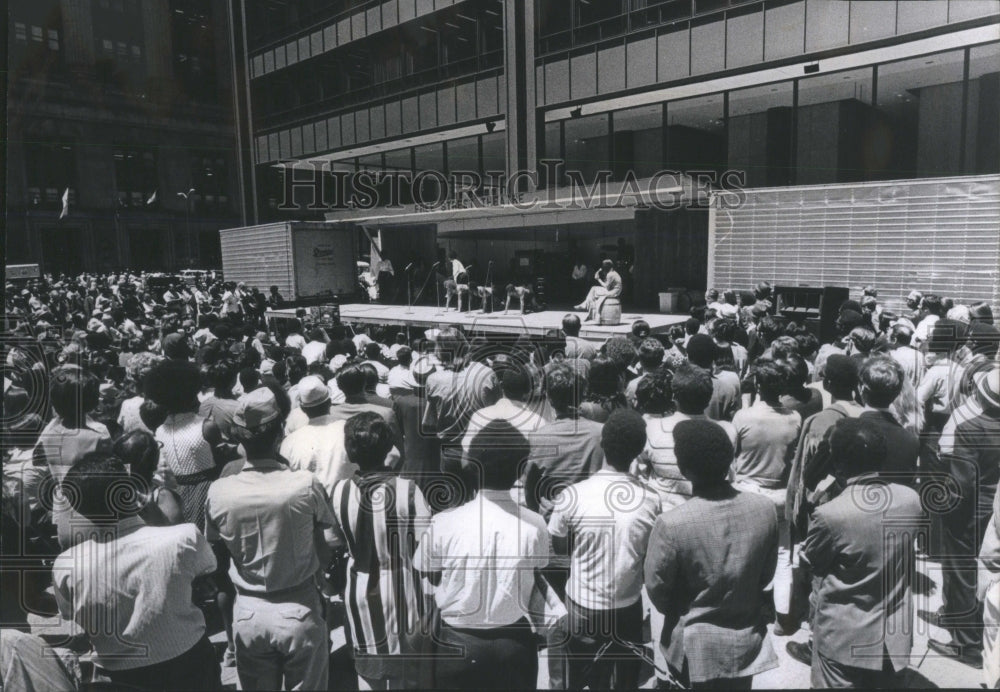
[141,2,174,95]
[503,0,536,194]
[59,0,96,78]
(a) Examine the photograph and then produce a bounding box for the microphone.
[431,261,442,268]
[404,263,414,272]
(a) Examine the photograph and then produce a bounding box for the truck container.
[219,221,358,302]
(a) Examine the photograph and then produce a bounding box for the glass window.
[15,23,26,42]
[481,131,506,192]
[446,136,480,175]
[413,143,445,205]
[849,0,895,44]
[965,42,1000,174]
[31,26,42,42]
[805,0,848,52]
[563,112,610,184]
[48,29,60,51]
[612,104,663,179]
[796,67,874,183]
[876,50,965,178]
[666,94,726,175]
[728,81,794,187]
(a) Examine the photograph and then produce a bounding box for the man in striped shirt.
[329,412,432,690]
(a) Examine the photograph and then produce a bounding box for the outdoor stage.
[267,304,687,342]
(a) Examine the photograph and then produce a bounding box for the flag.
[146,189,157,205]
[59,188,70,219]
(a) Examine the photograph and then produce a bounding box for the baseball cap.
[233,387,282,429]
[298,376,331,408]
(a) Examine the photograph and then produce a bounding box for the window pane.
[728,81,793,187]
[612,104,663,179]
[876,50,965,178]
[764,0,805,61]
[796,67,874,183]
[666,94,726,175]
[966,42,1000,174]
[563,113,610,183]
[446,136,479,174]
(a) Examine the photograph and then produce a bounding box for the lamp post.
[176,188,196,268]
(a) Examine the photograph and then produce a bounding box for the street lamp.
[177,188,196,268]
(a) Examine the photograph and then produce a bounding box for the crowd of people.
[2,271,999,690]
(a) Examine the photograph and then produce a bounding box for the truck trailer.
[218,221,358,303]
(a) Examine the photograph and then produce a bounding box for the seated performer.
[504,283,537,315]
[575,259,622,322]
[444,271,471,312]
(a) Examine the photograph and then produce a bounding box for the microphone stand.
[405,264,414,314]
[412,261,441,312]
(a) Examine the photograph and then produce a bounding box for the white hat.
[298,375,331,408]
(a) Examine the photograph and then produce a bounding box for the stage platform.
[267,304,687,342]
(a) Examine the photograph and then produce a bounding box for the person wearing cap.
[205,386,337,690]
[645,419,780,689]
[279,375,356,500]
[414,420,551,689]
[801,418,923,687]
[732,358,801,634]
[921,367,1000,668]
[328,412,432,689]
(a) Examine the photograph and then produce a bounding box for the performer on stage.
[375,255,395,304]
[449,250,466,280]
[444,271,471,312]
[574,259,622,322]
[503,282,538,315]
[472,282,495,313]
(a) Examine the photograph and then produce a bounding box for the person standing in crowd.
[561,313,597,361]
[924,367,1000,668]
[52,453,220,691]
[329,412,432,690]
[624,337,665,410]
[570,258,589,300]
[205,388,336,690]
[145,359,218,530]
[785,355,865,542]
[461,365,547,452]
[423,328,499,505]
[803,418,924,687]
[888,321,924,387]
[979,480,1000,689]
[732,358,801,634]
[198,358,241,440]
[328,365,402,449]
[548,410,659,689]
[645,419,780,689]
[279,376,356,499]
[414,420,551,689]
[391,356,441,495]
[858,357,919,482]
[686,334,742,422]
[523,361,605,518]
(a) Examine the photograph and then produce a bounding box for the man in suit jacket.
[645,419,779,689]
[802,417,924,687]
[857,356,918,484]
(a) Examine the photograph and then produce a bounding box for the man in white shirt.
[279,376,356,499]
[912,294,944,346]
[52,453,220,690]
[449,250,466,280]
[301,328,329,365]
[414,421,550,689]
[461,366,547,455]
[549,410,659,690]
